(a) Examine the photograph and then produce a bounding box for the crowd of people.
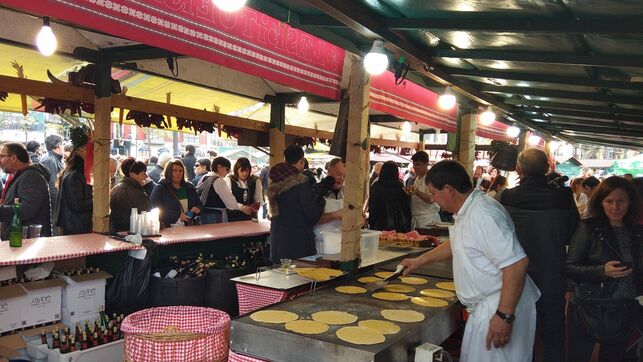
[1,135,640,362]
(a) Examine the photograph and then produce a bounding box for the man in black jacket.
[498,148,579,362]
[0,143,52,239]
[182,145,197,180]
[39,134,64,213]
[267,145,327,264]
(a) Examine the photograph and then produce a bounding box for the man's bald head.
[516,148,549,177]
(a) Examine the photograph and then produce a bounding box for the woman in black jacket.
[565,176,641,362]
[226,157,260,221]
[150,159,202,228]
[368,161,412,232]
[55,148,93,235]
[110,158,153,232]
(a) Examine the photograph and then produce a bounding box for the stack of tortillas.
[296,267,343,281]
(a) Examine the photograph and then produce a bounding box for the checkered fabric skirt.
[121,306,230,362]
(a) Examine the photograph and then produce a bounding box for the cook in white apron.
[313,197,344,253]
[449,223,540,362]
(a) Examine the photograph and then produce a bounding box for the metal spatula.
[365,264,405,291]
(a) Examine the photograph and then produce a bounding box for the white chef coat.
[411,174,441,228]
[450,190,540,362]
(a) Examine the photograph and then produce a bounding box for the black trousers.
[536,292,566,362]
[567,302,629,362]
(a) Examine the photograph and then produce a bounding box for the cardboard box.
[61,310,99,329]
[20,278,66,328]
[0,284,27,333]
[0,322,65,359]
[59,271,111,321]
[46,339,123,362]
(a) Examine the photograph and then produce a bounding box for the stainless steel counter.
[230,275,461,362]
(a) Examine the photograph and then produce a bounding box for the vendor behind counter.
[150,159,202,228]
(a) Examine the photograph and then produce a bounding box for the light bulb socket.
[43,17,50,27]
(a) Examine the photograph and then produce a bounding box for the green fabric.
[175,186,188,200]
[612,155,643,176]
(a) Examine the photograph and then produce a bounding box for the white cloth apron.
[449,226,540,362]
[313,198,344,243]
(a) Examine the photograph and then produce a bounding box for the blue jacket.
[150,179,202,227]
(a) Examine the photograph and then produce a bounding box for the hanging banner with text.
[369,71,458,132]
[2,0,344,100]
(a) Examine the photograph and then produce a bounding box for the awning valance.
[3,0,344,100]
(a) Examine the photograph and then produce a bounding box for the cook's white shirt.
[450,189,540,308]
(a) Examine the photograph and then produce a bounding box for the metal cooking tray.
[231,276,460,362]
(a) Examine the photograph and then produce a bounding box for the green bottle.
[9,198,22,247]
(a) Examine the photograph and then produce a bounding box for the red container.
[121,306,230,362]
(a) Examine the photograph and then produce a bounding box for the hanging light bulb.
[297,96,309,114]
[506,126,520,138]
[438,86,456,110]
[364,40,389,75]
[528,134,541,145]
[213,0,247,12]
[549,140,560,152]
[402,121,412,134]
[36,17,57,56]
[479,106,495,125]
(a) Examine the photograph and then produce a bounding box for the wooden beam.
[478,83,643,106]
[284,125,334,140]
[0,74,93,103]
[341,59,370,262]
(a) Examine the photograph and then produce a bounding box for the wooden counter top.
[0,233,143,266]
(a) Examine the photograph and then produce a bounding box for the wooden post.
[269,100,286,166]
[340,59,371,262]
[418,132,425,151]
[92,57,112,233]
[457,113,477,178]
[518,130,527,152]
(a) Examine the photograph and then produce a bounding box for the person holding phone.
[150,159,202,227]
[565,176,641,362]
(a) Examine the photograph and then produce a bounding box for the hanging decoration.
[126,110,168,129]
[176,118,215,135]
[36,98,84,116]
[10,61,28,116]
[294,136,316,148]
[0,91,8,101]
[222,126,244,140]
[370,145,382,154]
[440,152,454,159]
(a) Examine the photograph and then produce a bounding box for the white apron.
[449,226,540,362]
[313,198,344,243]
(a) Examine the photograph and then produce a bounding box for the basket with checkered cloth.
[121,306,230,362]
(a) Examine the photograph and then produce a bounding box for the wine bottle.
[40,329,47,346]
[81,333,88,350]
[9,198,22,247]
[69,336,76,352]
[52,330,60,350]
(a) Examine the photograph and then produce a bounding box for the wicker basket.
[121,306,230,362]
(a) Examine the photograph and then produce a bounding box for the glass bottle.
[9,198,22,247]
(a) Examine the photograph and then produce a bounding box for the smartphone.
[615,261,633,268]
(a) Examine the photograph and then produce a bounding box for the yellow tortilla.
[311,311,358,325]
[357,276,382,283]
[400,276,429,285]
[381,309,425,323]
[296,268,343,281]
[374,271,394,279]
[358,320,401,335]
[383,284,416,293]
[336,326,385,345]
[420,288,455,299]
[411,297,449,308]
[372,292,409,301]
[435,281,456,291]
[250,310,299,324]
[335,286,367,294]
[285,320,329,335]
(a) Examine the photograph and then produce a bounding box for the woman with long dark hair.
[368,161,412,232]
[150,159,202,227]
[565,176,641,362]
[55,142,93,235]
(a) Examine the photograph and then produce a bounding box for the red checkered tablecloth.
[235,283,289,315]
[228,350,269,362]
[154,220,270,246]
[121,306,230,362]
[0,233,143,266]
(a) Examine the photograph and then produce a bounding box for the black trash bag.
[105,239,156,315]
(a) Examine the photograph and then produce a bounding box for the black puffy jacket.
[56,167,93,235]
[565,218,642,299]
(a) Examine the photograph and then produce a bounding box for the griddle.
[231,275,460,362]
[379,259,453,280]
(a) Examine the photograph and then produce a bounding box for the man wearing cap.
[0,142,52,240]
